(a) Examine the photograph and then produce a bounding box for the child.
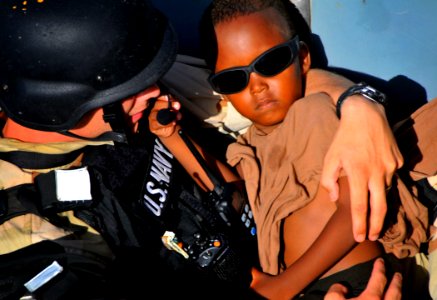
[204,0,432,298]
[149,0,435,298]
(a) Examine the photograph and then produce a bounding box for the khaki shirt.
[227,94,436,275]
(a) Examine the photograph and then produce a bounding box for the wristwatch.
[336,82,387,118]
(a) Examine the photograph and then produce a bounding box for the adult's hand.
[148,94,181,138]
[324,258,402,300]
[321,97,403,242]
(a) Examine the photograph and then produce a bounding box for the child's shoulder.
[293,92,334,111]
[287,92,337,123]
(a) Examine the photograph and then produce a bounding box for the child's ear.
[298,41,311,75]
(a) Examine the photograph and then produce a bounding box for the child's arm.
[250,176,356,300]
[305,69,403,242]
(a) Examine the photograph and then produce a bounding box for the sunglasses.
[208,35,300,95]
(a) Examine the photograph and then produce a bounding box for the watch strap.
[336,82,387,118]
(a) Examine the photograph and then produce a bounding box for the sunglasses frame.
[208,35,300,94]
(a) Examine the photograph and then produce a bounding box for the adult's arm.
[305,69,404,242]
[148,96,241,191]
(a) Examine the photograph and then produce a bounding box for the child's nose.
[249,72,268,95]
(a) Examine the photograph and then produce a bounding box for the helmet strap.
[58,102,131,144]
[102,102,133,144]
[58,130,127,144]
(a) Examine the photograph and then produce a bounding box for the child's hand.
[250,267,291,300]
[148,94,181,138]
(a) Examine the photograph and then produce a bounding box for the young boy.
[149,0,434,298]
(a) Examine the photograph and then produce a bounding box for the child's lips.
[256,99,277,110]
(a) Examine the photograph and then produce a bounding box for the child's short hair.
[200,0,312,70]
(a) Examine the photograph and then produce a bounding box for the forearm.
[309,69,401,241]
[148,96,241,191]
[158,126,240,191]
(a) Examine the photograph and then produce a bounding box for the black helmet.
[0,0,177,131]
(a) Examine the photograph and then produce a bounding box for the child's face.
[214,8,308,129]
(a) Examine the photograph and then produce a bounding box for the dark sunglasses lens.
[210,70,248,94]
[255,45,293,76]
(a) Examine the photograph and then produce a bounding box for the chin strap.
[59,102,131,144]
[59,130,127,144]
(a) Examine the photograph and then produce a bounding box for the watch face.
[355,83,387,105]
[336,82,387,118]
